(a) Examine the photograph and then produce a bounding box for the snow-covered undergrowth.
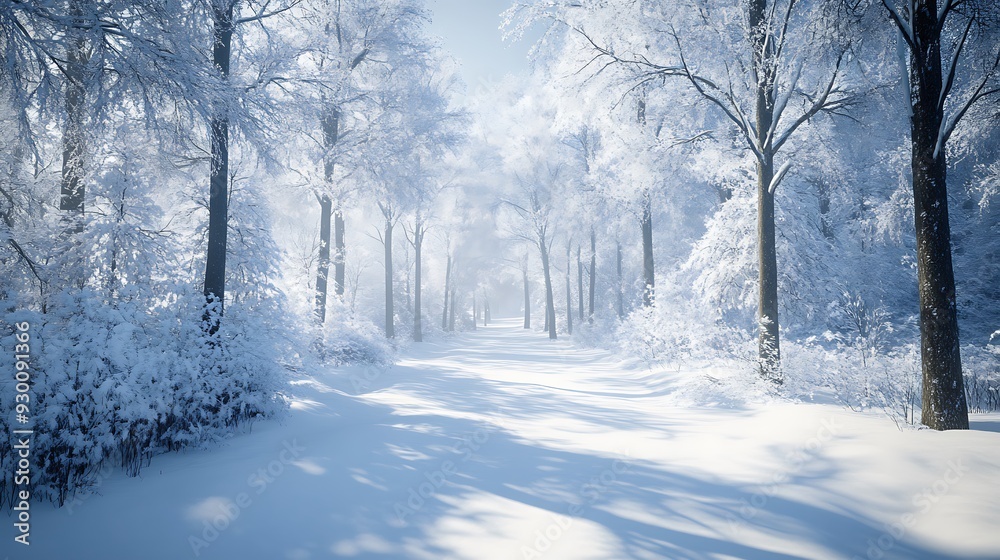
[607,301,1000,427]
[0,286,290,509]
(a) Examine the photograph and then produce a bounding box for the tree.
[509,0,862,379]
[565,238,573,334]
[500,165,561,340]
[203,0,235,333]
[298,0,433,323]
[877,0,1000,429]
[405,211,427,341]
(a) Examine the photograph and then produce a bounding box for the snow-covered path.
[15,319,1000,560]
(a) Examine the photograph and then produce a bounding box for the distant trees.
[500,0,1000,429]
[297,0,432,325]
[514,0,861,379]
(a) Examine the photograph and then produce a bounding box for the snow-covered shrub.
[963,342,1000,413]
[0,282,289,508]
[615,299,754,368]
[784,339,921,426]
[313,299,394,366]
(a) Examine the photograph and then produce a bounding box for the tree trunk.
[749,0,780,381]
[616,239,624,319]
[472,292,477,331]
[638,98,655,307]
[757,153,780,380]
[448,287,456,332]
[61,1,88,230]
[577,245,584,320]
[909,0,968,430]
[484,297,490,326]
[315,195,332,324]
[640,194,654,307]
[315,107,339,324]
[442,252,451,329]
[566,242,573,335]
[523,268,531,329]
[404,242,412,314]
[413,222,423,342]
[589,229,596,322]
[384,219,394,338]
[540,241,557,340]
[203,1,235,334]
[334,210,345,297]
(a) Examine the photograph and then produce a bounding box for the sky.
[425,0,543,93]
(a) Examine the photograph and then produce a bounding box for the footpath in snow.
[11,318,1000,559]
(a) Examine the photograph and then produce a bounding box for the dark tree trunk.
[637,98,654,307]
[749,0,780,380]
[442,252,451,329]
[403,243,412,314]
[315,108,339,324]
[523,268,531,329]
[589,229,596,322]
[61,1,88,229]
[756,154,780,379]
[204,1,235,334]
[908,0,968,430]
[577,245,585,320]
[540,241,556,339]
[640,195,654,307]
[616,239,624,318]
[384,220,394,339]
[315,195,332,323]
[413,222,423,342]
[334,210,345,297]
[565,242,573,335]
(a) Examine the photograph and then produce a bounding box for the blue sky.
[425,0,541,90]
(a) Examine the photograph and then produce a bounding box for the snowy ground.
[11,318,1000,559]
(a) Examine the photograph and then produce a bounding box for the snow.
[12,319,1000,559]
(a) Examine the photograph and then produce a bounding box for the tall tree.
[60,1,89,232]
[315,109,338,323]
[406,213,426,341]
[878,0,1000,429]
[203,0,236,333]
[377,200,397,338]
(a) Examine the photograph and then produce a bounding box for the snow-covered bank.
[11,319,1000,559]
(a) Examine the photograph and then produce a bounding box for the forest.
[1,0,999,558]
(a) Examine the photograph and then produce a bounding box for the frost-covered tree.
[507,0,864,380]
[291,0,433,324]
[868,0,1000,430]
